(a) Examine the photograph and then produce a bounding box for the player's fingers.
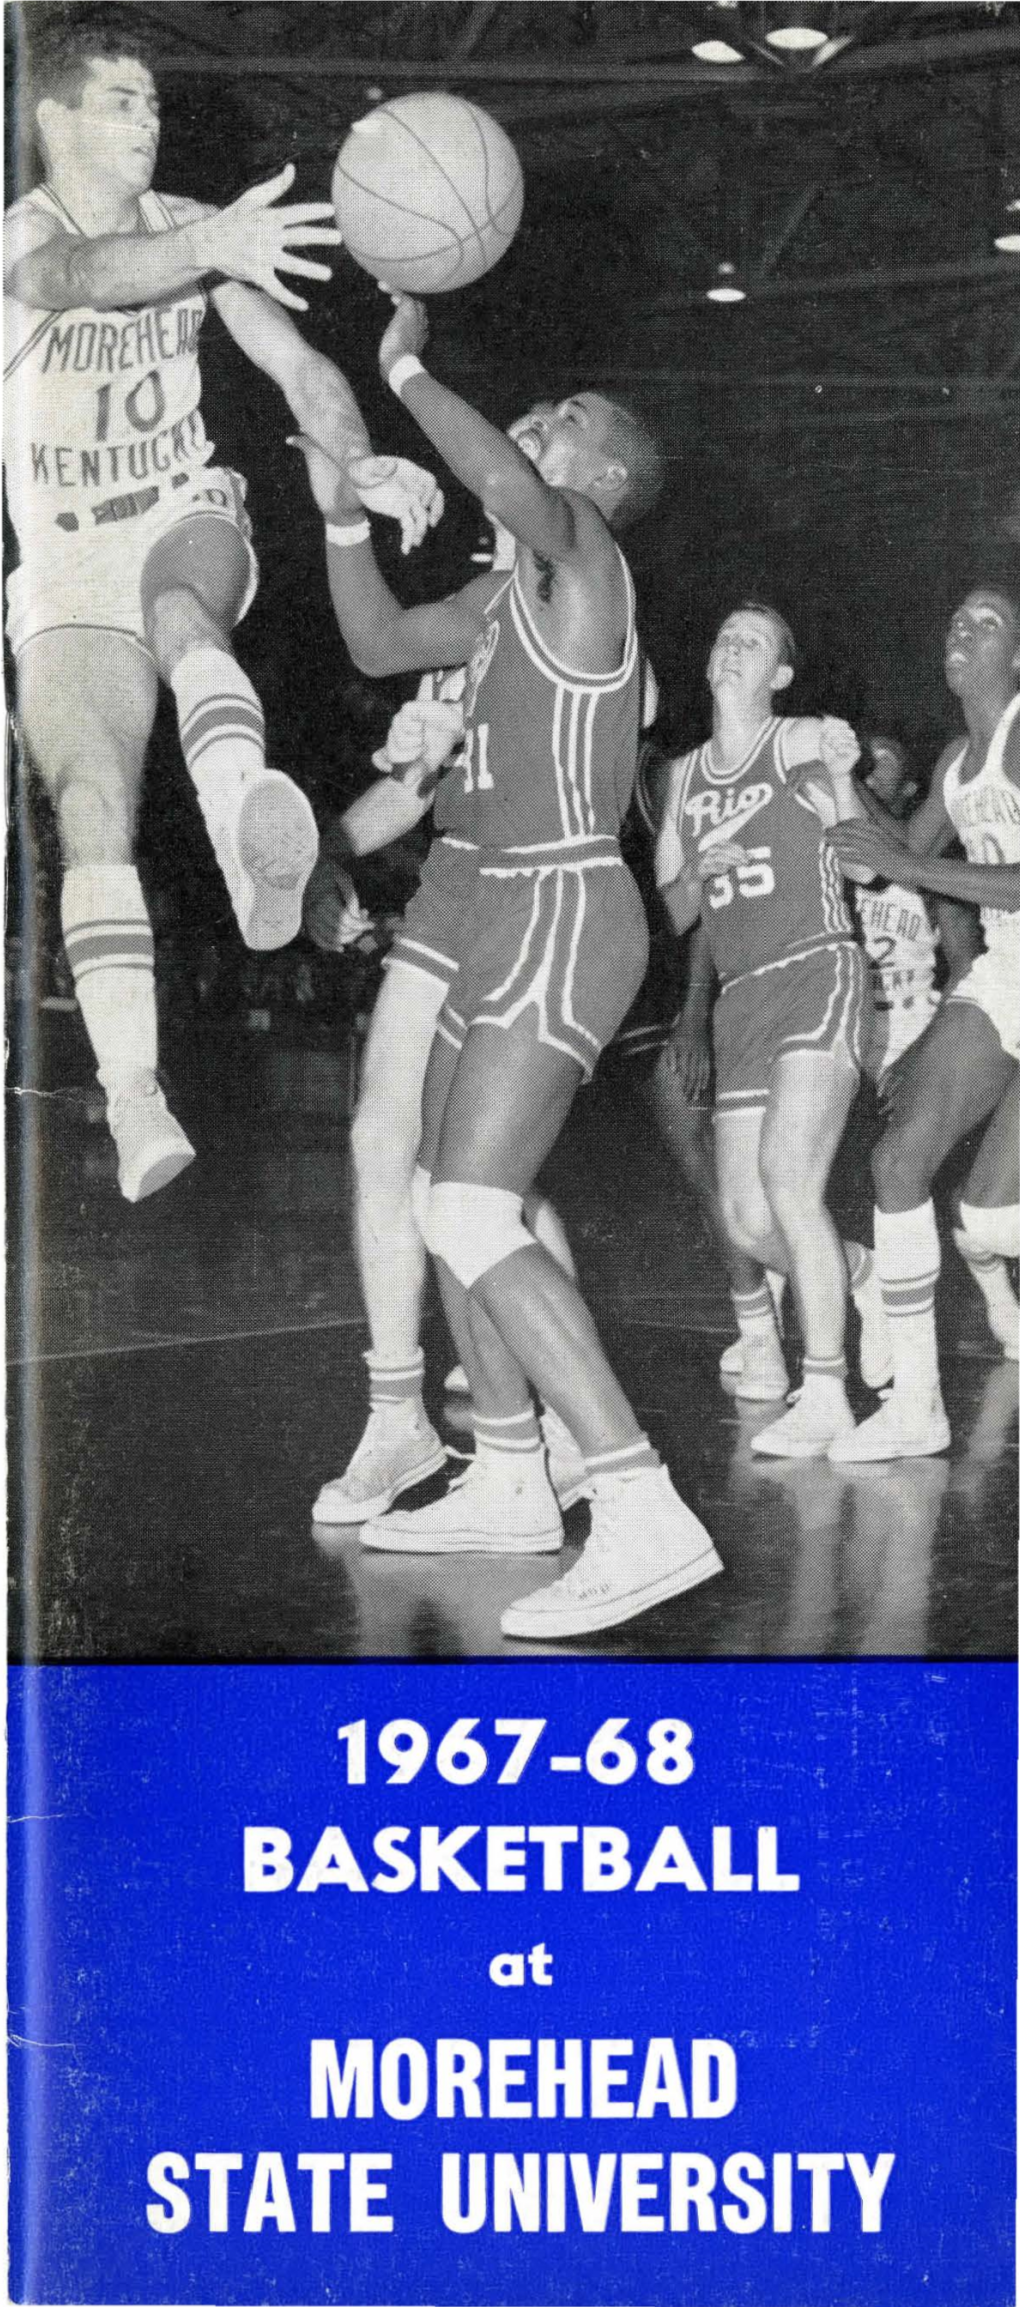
[280,227,344,249]
[277,256,334,282]
[266,281,309,311]
[277,201,341,224]
[243,161,296,206]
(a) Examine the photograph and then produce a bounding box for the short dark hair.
[26,11,156,119]
[598,398,666,531]
[732,599,799,682]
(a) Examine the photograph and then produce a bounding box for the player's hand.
[818,715,861,780]
[826,821,909,888]
[665,1014,712,1105]
[373,697,464,777]
[379,292,430,378]
[347,452,444,555]
[696,839,748,879]
[287,432,361,519]
[197,164,342,313]
[302,858,375,952]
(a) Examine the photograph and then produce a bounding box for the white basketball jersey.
[854,880,938,1007]
[4,185,212,546]
[943,692,1020,968]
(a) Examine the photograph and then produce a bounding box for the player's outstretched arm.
[378,295,578,559]
[5,166,339,314]
[290,432,491,674]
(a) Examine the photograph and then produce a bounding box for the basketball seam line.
[380,103,488,266]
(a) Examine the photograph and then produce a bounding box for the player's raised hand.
[198,163,342,312]
[347,452,444,554]
[818,715,861,779]
[378,292,430,379]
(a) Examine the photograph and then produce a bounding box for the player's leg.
[952,1069,1020,1360]
[311,963,449,1524]
[750,1051,859,1457]
[142,509,317,950]
[647,1052,788,1399]
[410,1022,722,1632]
[831,1002,1014,1462]
[16,628,194,1201]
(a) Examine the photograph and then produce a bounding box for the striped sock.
[585,1435,661,1484]
[475,1407,543,1473]
[802,1353,847,1382]
[60,864,157,1093]
[874,1202,942,1404]
[732,1283,779,1339]
[366,1348,425,1416]
[171,647,266,797]
[843,1240,871,1295]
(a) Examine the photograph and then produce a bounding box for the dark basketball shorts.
[437,847,650,1079]
[713,938,869,1122]
[386,836,481,989]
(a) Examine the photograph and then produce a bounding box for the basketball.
[332,93,524,294]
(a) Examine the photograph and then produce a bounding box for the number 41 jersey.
[657,715,853,984]
[4,185,212,550]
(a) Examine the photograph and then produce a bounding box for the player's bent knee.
[142,579,227,668]
[424,1182,533,1289]
[955,1202,1020,1261]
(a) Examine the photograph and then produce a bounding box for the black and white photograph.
[7,0,1019,1666]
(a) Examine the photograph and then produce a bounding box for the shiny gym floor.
[8,1018,1017,1663]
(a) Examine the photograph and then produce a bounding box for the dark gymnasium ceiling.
[9,1,1020,733]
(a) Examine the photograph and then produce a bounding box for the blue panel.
[7,1661,1015,2305]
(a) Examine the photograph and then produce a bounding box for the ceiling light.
[692,36,745,61]
[766,5,828,52]
[994,228,1020,252]
[706,262,746,304]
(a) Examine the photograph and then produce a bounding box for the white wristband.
[325,518,370,547]
[387,353,426,401]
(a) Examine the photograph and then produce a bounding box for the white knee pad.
[955,1202,1020,1262]
[425,1182,533,1289]
[410,1164,432,1236]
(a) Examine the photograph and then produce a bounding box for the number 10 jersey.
[4,185,212,552]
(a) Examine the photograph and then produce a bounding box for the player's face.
[70,57,161,193]
[513,394,616,492]
[708,611,785,700]
[944,591,1020,696]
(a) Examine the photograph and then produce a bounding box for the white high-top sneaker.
[750,1387,855,1460]
[540,1407,590,1509]
[828,1392,951,1464]
[106,1074,195,1202]
[852,1262,895,1391]
[313,1409,447,1525]
[195,766,319,950]
[361,1450,563,1555]
[500,1465,723,1640]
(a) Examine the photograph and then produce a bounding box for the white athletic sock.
[60,864,157,1093]
[170,645,266,811]
[584,1434,660,1485]
[365,1348,426,1423]
[874,1202,942,1408]
[474,1408,544,1482]
[799,1353,849,1409]
[732,1282,780,1343]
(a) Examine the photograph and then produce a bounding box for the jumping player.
[295,293,723,1640]
[656,604,884,1459]
[827,588,1020,1458]
[4,23,440,1199]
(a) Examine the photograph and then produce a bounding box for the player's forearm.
[660,875,702,940]
[9,218,218,312]
[323,532,413,673]
[340,776,430,855]
[827,770,867,826]
[897,854,1020,909]
[398,368,572,554]
[285,349,373,472]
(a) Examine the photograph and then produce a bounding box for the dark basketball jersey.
[659,716,853,985]
[434,553,641,856]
